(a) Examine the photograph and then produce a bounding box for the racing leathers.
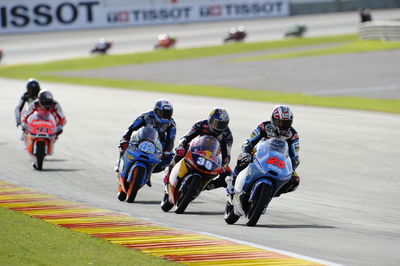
[15,92,37,127]
[22,99,66,135]
[164,119,233,189]
[233,121,300,195]
[118,111,176,174]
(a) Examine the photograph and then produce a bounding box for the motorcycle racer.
[115,99,176,186]
[228,105,300,195]
[15,79,41,127]
[22,90,66,136]
[164,108,233,190]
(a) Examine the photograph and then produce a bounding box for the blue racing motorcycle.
[224,137,293,226]
[117,127,162,203]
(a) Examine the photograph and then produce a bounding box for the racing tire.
[127,166,145,203]
[34,141,46,170]
[175,176,201,214]
[246,183,271,226]
[160,192,173,212]
[224,199,239,224]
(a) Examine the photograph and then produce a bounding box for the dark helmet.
[271,105,293,136]
[26,79,41,98]
[153,99,173,124]
[38,91,54,110]
[208,108,229,133]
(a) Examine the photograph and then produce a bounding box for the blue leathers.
[121,111,176,173]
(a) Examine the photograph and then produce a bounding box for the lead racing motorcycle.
[224,137,293,226]
[161,135,222,214]
[117,127,162,203]
[24,110,58,170]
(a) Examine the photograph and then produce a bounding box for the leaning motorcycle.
[117,127,162,203]
[161,135,222,214]
[24,110,58,170]
[224,137,293,226]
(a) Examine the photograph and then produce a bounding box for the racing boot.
[225,174,235,195]
[286,172,300,193]
[146,177,152,187]
[163,166,171,185]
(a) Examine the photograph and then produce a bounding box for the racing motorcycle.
[224,137,293,226]
[24,110,58,170]
[117,126,162,203]
[224,27,247,43]
[284,23,307,38]
[154,33,176,49]
[161,135,222,214]
[90,39,112,54]
[0,47,3,62]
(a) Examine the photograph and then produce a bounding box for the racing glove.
[56,126,63,135]
[119,138,129,151]
[175,145,186,157]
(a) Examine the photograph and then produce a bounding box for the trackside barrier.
[359,20,400,41]
[0,180,328,265]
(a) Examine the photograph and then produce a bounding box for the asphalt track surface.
[1,78,400,266]
[1,9,400,266]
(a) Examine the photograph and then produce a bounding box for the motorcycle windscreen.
[130,127,162,151]
[255,138,293,178]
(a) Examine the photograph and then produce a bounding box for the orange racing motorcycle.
[24,110,58,170]
[161,135,222,214]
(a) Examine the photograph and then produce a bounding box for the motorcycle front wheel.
[246,183,271,226]
[175,176,201,214]
[34,141,46,170]
[126,166,145,203]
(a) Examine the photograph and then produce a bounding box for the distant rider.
[115,99,176,187]
[22,90,67,136]
[227,105,300,195]
[164,108,233,190]
[15,79,41,127]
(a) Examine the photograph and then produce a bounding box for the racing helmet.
[26,78,41,99]
[38,90,54,110]
[153,99,173,124]
[271,105,293,136]
[208,108,229,133]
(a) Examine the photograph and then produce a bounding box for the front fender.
[249,179,273,202]
[127,162,147,184]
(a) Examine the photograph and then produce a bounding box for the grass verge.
[0,207,178,265]
[1,34,399,114]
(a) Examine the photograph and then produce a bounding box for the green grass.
[234,39,400,61]
[1,34,399,114]
[0,207,178,266]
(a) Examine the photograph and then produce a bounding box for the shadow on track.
[41,168,82,172]
[183,211,224,216]
[255,224,336,229]
[133,201,161,205]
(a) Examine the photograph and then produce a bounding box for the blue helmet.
[153,99,173,124]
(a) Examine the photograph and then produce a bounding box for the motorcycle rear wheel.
[246,183,271,226]
[175,176,201,214]
[127,166,145,203]
[34,141,46,170]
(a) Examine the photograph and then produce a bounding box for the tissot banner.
[0,0,289,34]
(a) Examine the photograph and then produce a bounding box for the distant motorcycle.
[224,137,293,226]
[0,47,3,62]
[24,110,58,170]
[117,127,162,203]
[154,33,176,49]
[90,39,112,54]
[224,27,247,43]
[161,135,222,214]
[284,24,307,38]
